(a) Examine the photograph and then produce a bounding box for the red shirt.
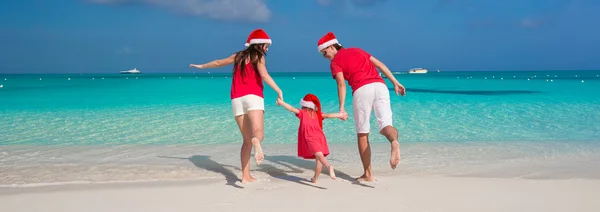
[230,63,264,99]
[330,48,385,94]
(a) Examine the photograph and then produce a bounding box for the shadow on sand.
[158,155,244,189]
[158,155,374,189]
[256,164,326,189]
[265,155,374,188]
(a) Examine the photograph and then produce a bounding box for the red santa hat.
[299,94,324,129]
[245,28,272,47]
[317,32,341,52]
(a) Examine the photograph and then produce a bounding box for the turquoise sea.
[1,70,600,186]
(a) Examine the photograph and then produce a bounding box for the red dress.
[296,109,330,159]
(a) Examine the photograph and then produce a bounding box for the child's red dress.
[296,109,330,159]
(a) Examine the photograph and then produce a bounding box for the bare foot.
[311,177,318,183]
[241,176,256,184]
[328,166,337,180]
[390,140,401,169]
[252,138,264,165]
[356,174,374,182]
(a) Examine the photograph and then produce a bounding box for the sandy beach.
[2,143,600,211]
[1,175,599,212]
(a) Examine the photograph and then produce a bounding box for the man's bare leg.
[356,133,374,182]
[380,126,401,169]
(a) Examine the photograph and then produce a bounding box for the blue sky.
[0,0,599,73]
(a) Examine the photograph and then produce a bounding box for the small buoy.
[501,78,503,80]
[102,78,104,80]
[208,72,211,74]
[196,77,198,78]
[527,78,530,81]
[68,78,71,80]
[211,77,214,78]
[179,77,181,79]
[575,75,578,77]
[39,78,42,80]
[546,79,548,82]
[550,79,554,82]
[492,76,495,78]
[513,76,516,78]
[534,75,536,77]
[92,78,95,80]
[457,77,459,79]
[126,77,128,79]
[293,77,295,80]
[582,80,584,83]
[0,85,3,88]
[485,77,487,79]
[163,77,165,79]
[136,77,138,80]
[554,75,557,77]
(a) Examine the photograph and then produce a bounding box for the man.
[317,32,406,182]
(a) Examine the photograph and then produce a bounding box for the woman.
[189,28,283,183]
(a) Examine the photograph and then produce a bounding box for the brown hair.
[233,44,267,78]
[332,43,344,51]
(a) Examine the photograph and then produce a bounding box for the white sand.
[1,176,599,212]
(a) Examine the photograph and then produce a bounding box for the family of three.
[189,29,406,184]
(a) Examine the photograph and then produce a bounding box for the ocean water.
[1,71,600,186]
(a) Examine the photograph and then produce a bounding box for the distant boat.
[408,68,428,74]
[120,68,141,74]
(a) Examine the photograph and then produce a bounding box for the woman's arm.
[189,54,236,69]
[276,99,299,114]
[256,57,283,100]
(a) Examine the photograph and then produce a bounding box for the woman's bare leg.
[246,110,265,164]
[235,114,256,183]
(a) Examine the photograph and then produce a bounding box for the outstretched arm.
[370,56,406,96]
[276,99,299,114]
[190,54,236,69]
[323,112,347,119]
[256,57,283,100]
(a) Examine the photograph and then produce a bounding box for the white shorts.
[352,82,393,134]
[231,94,264,116]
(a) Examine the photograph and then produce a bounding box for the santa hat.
[317,32,341,52]
[245,28,272,47]
[299,94,324,129]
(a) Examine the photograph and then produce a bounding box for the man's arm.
[370,56,406,96]
[334,72,347,113]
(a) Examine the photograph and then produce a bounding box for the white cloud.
[89,0,271,23]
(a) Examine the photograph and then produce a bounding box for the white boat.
[120,68,141,74]
[408,68,428,74]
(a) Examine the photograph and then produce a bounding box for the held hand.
[276,98,283,106]
[394,83,406,96]
[339,112,349,121]
[339,109,348,121]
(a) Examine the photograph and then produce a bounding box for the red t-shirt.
[230,62,264,99]
[330,48,385,94]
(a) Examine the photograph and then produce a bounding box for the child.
[276,94,347,183]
